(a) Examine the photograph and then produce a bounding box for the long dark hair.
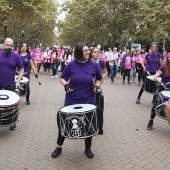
[18,44,30,54]
[74,42,89,62]
[66,49,71,60]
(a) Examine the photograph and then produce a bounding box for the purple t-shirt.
[60,59,103,105]
[145,53,161,73]
[159,65,170,89]
[0,50,23,87]
[20,53,32,73]
[98,60,105,70]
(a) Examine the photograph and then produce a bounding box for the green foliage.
[0,0,58,48]
[57,0,170,50]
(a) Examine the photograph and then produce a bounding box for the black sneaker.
[51,147,62,158]
[147,120,153,130]
[10,124,17,130]
[127,82,131,86]
[26,100,30,105]
[85,149,94,158]
[123,82,125,85]
[136,98,140,104]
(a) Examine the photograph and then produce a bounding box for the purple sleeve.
[16,54,23,69]
[145,53,149,60]
[159,65,164,72]
[100,60,105,70]
[60,62,71,81]
[28,54,32,60]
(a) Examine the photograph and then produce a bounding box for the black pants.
[56,111,92,149]
[24,73,30,101]
[137,71,156,99]
[123,69,131,83]
[137,69,144,84]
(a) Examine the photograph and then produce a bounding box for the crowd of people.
[1,38,170,159]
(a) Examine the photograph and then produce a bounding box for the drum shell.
[0,103,20,126]
[155,91,170,120]
[0,90,20,126]
[19,83,28,96]
[144,77,157,94]
[59,105,98,139]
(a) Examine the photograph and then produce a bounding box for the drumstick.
[36,77,41,85]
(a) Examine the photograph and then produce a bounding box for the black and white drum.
[59,104,98,139]
[0,90,20,126]
[144,75,159,94]
[15,76,29,96]
[155,91,170,120]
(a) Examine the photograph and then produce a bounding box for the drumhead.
[60,104,96,113]
[15,76,29,83]
[147,75,155,81]
[0,90,20,106]
[161,91,170,98]
[147,75,161,81]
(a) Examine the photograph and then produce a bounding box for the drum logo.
[66,115,86,137]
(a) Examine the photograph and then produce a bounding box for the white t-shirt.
[108,52,118,66]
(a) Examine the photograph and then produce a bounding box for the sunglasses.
[83,49,90,53]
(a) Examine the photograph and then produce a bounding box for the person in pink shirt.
[122,49,132,85]
[32,46,42,72]
[136,50,145,86]
[51,48,59,78]
[43,49,51,74]
[130,50,137,83]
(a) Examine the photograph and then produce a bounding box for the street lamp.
[21,30,24,44]
[108,33,112,48]
[163,33,168,50]
[136,25,140,43]
[3,20,7,39]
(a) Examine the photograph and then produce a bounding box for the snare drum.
[144,75,158,94]
[15,76,29,96]
[0,90,20,126]
[59,104,98,139]
[155,91,170,120]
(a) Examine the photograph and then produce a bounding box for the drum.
[0,90,20,126]
[15,76,29,96]
[96,87,104,111]
[144,75,158,94]
[59,104,98,139]
[155,91,170,120]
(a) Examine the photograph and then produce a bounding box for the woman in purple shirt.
[147,52,170,130]
[136,42,163,104]
[18,43,37,105]
[51,43,103,159]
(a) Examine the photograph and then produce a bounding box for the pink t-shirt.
[34,50,42,63]
[136,55,144,69]
[125,56,131,69]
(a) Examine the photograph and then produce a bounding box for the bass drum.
[0,90,20,126]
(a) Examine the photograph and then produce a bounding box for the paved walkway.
[0,72,170,170]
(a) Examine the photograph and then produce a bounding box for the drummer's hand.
[64,84,70,92]
[16,82,20,89]
[159,82,165,91]
[93,85,99,93]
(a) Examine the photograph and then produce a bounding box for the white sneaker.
[55,75,58,78]
[51,76,54,78]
